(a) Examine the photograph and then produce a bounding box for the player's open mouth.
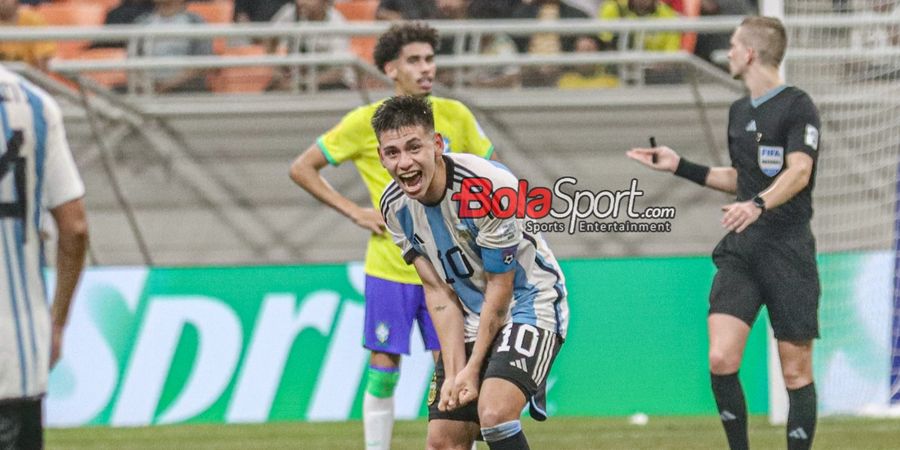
[418,79,432,90]
[399,171,423,190]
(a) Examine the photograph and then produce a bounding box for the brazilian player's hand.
[721,201,762,233]
[352,207,387,235]
[452,364,481,408]
[626,145,680,173]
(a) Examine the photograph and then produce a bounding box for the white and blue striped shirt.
[382,153,568,341]
[0,65,85,401]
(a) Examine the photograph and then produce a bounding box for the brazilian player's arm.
[411,255,468,411]
[289,142,385,234]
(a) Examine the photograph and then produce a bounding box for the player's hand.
[438,376,457,412]
[626,146,680,173]
[452,364,481,407]
[351,207,386,235]
[50,323,64,368]
[721,201,762,233]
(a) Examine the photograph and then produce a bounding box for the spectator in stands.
[269,0,354,90]
[234,0,292,23]
[510,0,592,86]
[0,0,56,71]
[598,0,682,84]
[135,0,212,93]
[375,0,439,20]
[598,0,681,52]
[91,0,155,49]
[557,35,620,88]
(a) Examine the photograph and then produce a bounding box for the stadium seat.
[206,45,274,93]
[335,0,378,64]
[61,0,120,14]
[186,1,234,24]
[186,1,234,54]
[35,2,106,59]
[70,47,128,88]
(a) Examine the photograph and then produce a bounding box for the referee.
[628,17,821,450]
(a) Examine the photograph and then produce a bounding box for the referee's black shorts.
[709,222,820,341]
[0,396,43,450]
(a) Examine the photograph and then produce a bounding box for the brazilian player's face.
[386,43,436,96]
[379,126,445,203]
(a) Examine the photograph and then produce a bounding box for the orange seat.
[61,0,121,14]
[35,3,106,59]
[186,1,234,54]
[69,47,128,88]
[186,1,234,24]
[335,1,378,64]
[334,0,378,21]
[206,45,274,93]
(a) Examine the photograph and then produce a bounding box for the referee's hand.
[626,146,679,173]
[721,201,762,233]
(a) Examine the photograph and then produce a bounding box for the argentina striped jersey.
[381,153,569,341]
[0,65,85,401]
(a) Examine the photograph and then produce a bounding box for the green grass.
[47,416,899,449]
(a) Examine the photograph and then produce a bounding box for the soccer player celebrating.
[289,22,494,450]
[627,16,821,450]
[375,95,569,450]
[0,62,89,448]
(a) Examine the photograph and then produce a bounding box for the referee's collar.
[751,84,788,108]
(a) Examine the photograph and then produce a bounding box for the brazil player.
[375,95,569,450]
[628,17,821,450]
[288,23,494,450]
[0,63,88,448]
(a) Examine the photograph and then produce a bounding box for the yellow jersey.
[318,96,494,284]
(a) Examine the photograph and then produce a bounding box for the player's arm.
[454,268,515,407]
[411,255,467,411]
[49,198,88,367]
[626,145,737,194]
[289,143,384,234]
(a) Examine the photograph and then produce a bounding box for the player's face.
[727,28,751,79]
[385,42,436,96]
[378,125,445,202]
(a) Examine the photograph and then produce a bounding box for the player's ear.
[433,132,444,155]
[384,60,398,79]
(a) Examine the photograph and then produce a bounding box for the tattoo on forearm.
[434,305,447,312]
[494,307,507,319]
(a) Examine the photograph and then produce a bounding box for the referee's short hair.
[739,16,788,68]
[372,95,435,142]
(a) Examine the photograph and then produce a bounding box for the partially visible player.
[628,16,821,450]
[375,95,568,450]
[288,22,494,450]
[0,62,89,448]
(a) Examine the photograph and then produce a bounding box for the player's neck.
[744,65,783,99]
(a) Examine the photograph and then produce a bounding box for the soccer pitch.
[47,416,899,449]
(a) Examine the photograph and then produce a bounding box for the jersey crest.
[758,145,784,177]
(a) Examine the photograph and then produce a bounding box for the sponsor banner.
[56,255,877,426]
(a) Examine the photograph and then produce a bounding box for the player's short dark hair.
[739,16,788,67]
[372,96,434,142]
[373,22,439,73]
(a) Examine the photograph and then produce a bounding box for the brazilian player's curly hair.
[373,22,440,73]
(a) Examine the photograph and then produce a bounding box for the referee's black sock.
[787,383,817,450]
[711,372,748,450]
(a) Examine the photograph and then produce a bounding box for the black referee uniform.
[709,85,822,341]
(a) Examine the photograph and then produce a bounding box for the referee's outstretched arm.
[626,145,737,193]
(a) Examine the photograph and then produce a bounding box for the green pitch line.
[47,416,900,450]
